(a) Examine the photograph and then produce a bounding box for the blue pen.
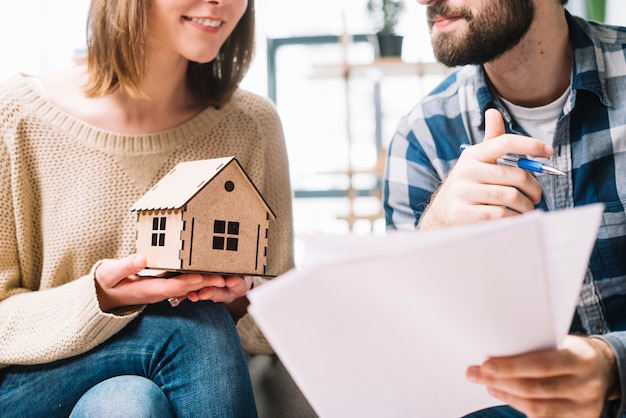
[459,144,565,176]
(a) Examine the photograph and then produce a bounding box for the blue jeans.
[464,406,526,417]
[0,300,257,418]
[465,404,625,418]
[70,375,174,417]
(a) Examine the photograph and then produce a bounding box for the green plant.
[367,0,405,35]
[586,0,606,22]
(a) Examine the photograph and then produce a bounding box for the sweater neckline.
[14,73,233,154]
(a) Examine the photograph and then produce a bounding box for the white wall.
[0,1,89,80]
[567,0,626,24]
[605,0,626,26]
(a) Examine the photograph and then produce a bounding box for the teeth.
[189,17,222,28]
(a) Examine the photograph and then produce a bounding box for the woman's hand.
[93,254,253,311]
[185,275,253,304]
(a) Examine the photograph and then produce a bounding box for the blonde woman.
[0,0,294,416]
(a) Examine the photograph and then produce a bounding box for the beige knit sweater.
[0,74,293,368]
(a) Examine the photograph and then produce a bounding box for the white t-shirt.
[499,85,570,146]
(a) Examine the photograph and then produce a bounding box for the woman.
[0,0,294,416]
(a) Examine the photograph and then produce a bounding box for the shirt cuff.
[594,332,626,417]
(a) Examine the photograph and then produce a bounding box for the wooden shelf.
[311,58,448,79]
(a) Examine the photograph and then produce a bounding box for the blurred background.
[0,0,622,248]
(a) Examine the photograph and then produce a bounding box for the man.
[383,0,626,417]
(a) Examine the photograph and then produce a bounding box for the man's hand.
[93,254,252,311]
[418,109,554,230]
[466,335,620,418]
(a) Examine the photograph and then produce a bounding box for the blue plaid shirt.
[384,12,626,412]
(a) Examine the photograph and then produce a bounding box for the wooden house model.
[130,157,275,277]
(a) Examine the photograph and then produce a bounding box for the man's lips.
[429,14,464,30]
[427,4,471,29]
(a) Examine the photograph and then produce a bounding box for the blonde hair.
[84,0,255,107]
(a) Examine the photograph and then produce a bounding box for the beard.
[428,0,535,67]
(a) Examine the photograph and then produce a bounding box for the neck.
[39,53,209,135]
[112,54,205,130]
[484,6,572,107]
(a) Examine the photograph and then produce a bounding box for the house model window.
[151,217,167,247]
[213,220,240,251]
[130,156,276,277]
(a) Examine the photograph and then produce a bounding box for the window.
[214,220,226,234]
[212,236,225,249]
[151,216,166,247]
[212,220,240,251]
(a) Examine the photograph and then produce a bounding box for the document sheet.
[248,204,604,417]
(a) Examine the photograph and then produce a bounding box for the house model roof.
[130,156,273,214]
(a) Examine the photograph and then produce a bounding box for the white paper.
[248,204,604,417]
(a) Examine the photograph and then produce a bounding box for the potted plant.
[367,0,405,58]
[586,0,605,22]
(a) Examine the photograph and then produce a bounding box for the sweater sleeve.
[0,270,143,368]
[0,97,142,367]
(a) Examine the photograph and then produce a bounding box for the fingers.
[484,388,593,418]
[93,254,149,311]
[484,108,506,140]
[468,364,605,417]
[461,169,543,208]
[466,134,554,164]
[156,274,224,302]
[93,253,254,310]
[471,109,554,163]
[95,254,147,286]
[479,337,598,379]
[466,336,613,417]
[226,275,253,292]
[95,260,232,309]
[421,109,551,229]
[185,276,252,304]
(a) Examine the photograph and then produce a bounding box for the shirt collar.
[566,11,611,107]
[472,9,610,130]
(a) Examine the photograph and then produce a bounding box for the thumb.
[484,108,506,141]
[95,254,147,284]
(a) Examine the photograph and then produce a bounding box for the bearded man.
[384,1,626,417]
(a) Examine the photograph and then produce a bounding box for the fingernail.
[466,368,478,382]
